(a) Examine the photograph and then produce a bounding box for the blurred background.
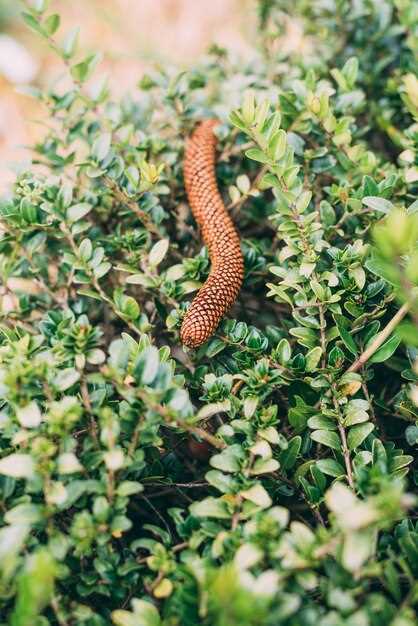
[0,0,258,189]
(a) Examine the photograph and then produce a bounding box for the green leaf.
[365,255,400,286]
[229,110,247,132]
[236,174,250,194]
[307,416,337,430]
[205,338,226,357]
[116,481,144,497]
[190,497,231,519]
[197,400,231,419]
[279,436,302,469]
[289,326,317,349]
[0,524,30,569]
[276,338,291,364]
[295,190,312,214]
[266,283,293,305]
[342,57,359,87]
[77,288,102,300]
[4,503,42,525]
[22,12,47,36]
[320,201,336,225]
[347,422,374,449]
[311,430,341,451]
[86,166,105,178]
[234,543,263,569]
[299,261,315,278]
[168,389,190,412]
[125,166,139,189]
[111,514,132,534]
[242,90,256,124]
[86,348,105,365]
[260,172,279,189]
[349,265,366,290]
[368,333,401,363]
[210,445,244,473]
[342,528,375,572]
[288,397,316,432]
[206,470,237,494]
[149,239,169,266]
[391,455,413,471]
[362,196,393,214]
[254,98,270,129]
[57,452,83,474]
[240,484,272,508]
[333,315,358,356]
[269,129,287,161]
[125,273,151,287]
[0,453,35,479]
[16,401,42,428]
[330,68,348,91]
[11,549,56,625]
[251,458,280,475]
[383,561,402,603]
[54,368,80,391]
[92,132,111,162]
[316,458,345,477]
[44,13,60,36]
[305,347,323,372]
[243,396,258,418]
[93,262,111,279]
[62,26,80,58]
[344,409,369,426]
[67,202,92,223]
[135,346,159,385]
[245,148,270,164]
[121,296,140,320]
[112,598,161,626]
[71,53,102,83]
[79,238,93,261]
[344,400,369,426]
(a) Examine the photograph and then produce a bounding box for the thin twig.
[337,422,355,490]
[80,378,99,445]
[317,297,327,369]
[178,422,226,450]
[136,390,226,450]
[105,177,161,237]
[330,382,355,490]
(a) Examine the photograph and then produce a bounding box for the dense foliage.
[0,1,418,624]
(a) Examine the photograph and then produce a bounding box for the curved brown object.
[180,120,244,348]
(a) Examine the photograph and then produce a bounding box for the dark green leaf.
[311,429,341,451]
[333,315,358,356]
[347,422,374,449]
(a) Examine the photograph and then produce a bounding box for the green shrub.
[0,1,417,625]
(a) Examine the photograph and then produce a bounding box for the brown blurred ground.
[0,0,255,190]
